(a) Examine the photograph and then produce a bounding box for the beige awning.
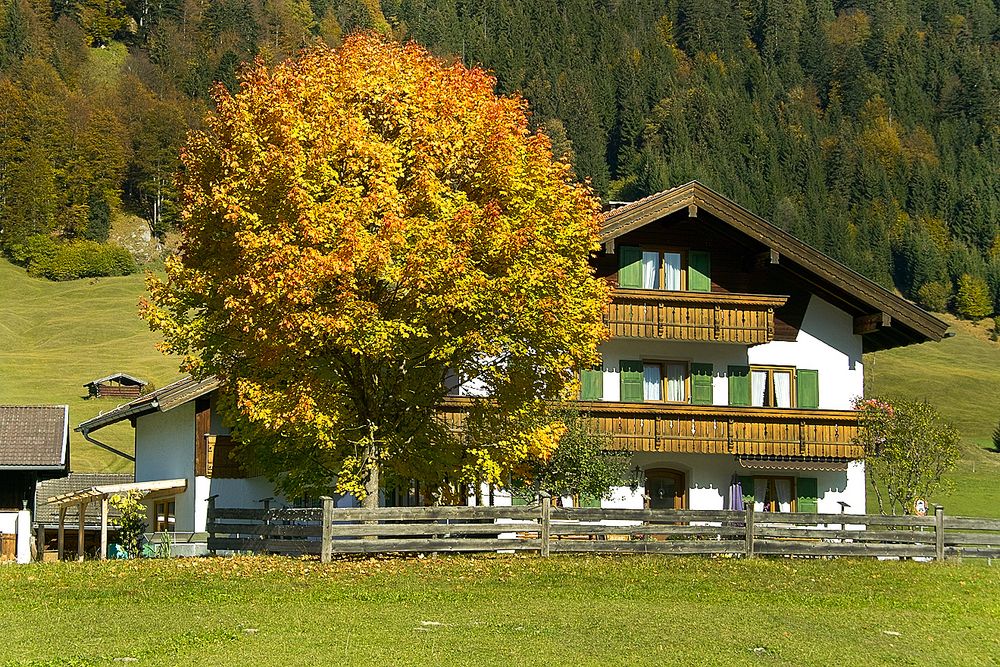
[737,457,849,473]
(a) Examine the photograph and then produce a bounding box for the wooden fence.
[205,497,1000,562]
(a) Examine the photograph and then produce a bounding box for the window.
[750,366,795,408]
[753,476,795,513]
[621,360,688,402]
[739,476,819,513]
[618,246,711,292]
[728,366,819,409]
[153,499,175,532]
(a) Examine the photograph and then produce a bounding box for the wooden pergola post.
[99,496,109,561]
[77,500,88,561]
[57,507,66,560]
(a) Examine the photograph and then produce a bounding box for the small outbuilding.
[84,373,148,399]
[0,405,70,562]
[34,472,133,560]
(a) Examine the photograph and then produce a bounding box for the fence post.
[745,503,755,559]
[935,505,945,562]
[540,493,551,557]
[320,496,333,564]
[206,495,219,556]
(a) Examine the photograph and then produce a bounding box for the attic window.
[618,246,710,292]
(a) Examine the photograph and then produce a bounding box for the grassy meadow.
[0,259,182,472]
[866,314,1000,516]
[0,555,998,667]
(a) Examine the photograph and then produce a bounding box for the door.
[644,468,687,509]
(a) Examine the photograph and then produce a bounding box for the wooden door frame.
[643,467,688,509]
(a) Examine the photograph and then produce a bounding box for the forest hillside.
[0,0,997,312]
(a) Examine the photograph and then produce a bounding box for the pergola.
[46,479,187,560]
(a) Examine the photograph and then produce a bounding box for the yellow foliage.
[142,33,609,500]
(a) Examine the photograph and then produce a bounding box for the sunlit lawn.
[1,555,998,666]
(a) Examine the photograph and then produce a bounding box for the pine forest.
[0,0,997,317]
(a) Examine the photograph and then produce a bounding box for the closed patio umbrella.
[728,475,744,512]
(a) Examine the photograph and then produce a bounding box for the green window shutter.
[688,250,711,292]
[796,477,818,513]
[727,366,751,407]
[580,368,603,400]
[690,362,714,405]
[579,493,602,508]
[796,369,819,409]
[620,360,644,402]
[618,246,643,289]
[738,476,755,503]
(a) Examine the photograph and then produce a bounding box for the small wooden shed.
[84,373,148,399]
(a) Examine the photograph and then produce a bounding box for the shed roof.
[83,373,148,388]
[34,472,134,525]
[0,405,69,469]
[77,375,219,434]
[601,181,948,351]
[45,478,187,509]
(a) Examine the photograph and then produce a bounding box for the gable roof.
[83,373,148,388]
[34,472,134,525]
[601,181,948,350]
[77,375,220,434]
[0,405,70,469]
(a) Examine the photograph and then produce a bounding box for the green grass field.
[0,259,182,472]
[0,556,997,667]
[866,315,1000,516]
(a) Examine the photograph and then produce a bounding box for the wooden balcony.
[575,401,861,459]
[205,435,261,479]
[438,398,861,459]
[606,289,788,344]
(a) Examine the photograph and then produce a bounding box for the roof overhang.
[77,376,220,434]
[601,182,949,350]
[46,478,188,509]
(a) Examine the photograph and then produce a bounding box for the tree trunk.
[361,442,380,509]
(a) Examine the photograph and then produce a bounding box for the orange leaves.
[147,32,609,498]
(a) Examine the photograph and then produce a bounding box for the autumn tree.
[854,397,960,515]
[144,33,609,507]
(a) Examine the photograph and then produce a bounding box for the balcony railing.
[439,398,861,459]
[606,289,789,344]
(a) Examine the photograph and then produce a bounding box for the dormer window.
[618,246,711,292]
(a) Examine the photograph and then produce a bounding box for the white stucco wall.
[748,296,863,409]
[596,295,863,409]
[596,453,865,515]
[135,405,196,532]
[136,405,286,533]
[0,511,17,536]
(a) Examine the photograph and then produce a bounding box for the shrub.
[109,490,147,558]
[916,280,951,312]
[992,315,1000,342]
[14,235,137,280]
[993,420,1000,453]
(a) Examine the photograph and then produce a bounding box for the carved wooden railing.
[438,398,861,459]
[606,289,789,344]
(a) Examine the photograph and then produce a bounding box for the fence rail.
[205,497,1000,562]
